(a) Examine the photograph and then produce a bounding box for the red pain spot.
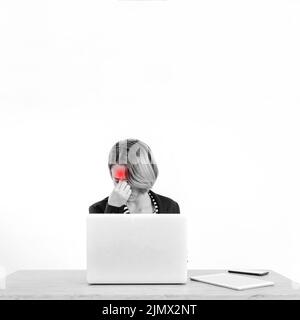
[114,167,128,180]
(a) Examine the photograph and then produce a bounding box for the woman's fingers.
[116,180,130,191]
[124,183,132,195]
[118,181,126,190]
[124,185,131,195]
[116,180,125,189]
[115,181,121,191]
[124,183,130,190]
[108,181,131,207]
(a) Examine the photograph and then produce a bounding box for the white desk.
[1,269,300,300]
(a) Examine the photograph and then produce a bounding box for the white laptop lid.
[87,214,187,284]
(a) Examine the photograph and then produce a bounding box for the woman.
[89,139,180,214]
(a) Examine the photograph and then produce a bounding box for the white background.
[1,0,300,282]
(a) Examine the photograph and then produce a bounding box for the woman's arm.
[172,201,180,213]
[89,198,125,214]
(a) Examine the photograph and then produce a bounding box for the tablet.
[190,272,274,291]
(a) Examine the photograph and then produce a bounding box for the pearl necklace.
[123,191,159,214]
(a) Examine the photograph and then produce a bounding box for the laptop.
[86,214,187,284]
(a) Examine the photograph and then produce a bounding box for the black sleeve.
[89,204,99,213]
[89,201,125,214]
[103,203,125,213]
[173,201,180,213]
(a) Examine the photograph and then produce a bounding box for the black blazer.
[89,190,180,214]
